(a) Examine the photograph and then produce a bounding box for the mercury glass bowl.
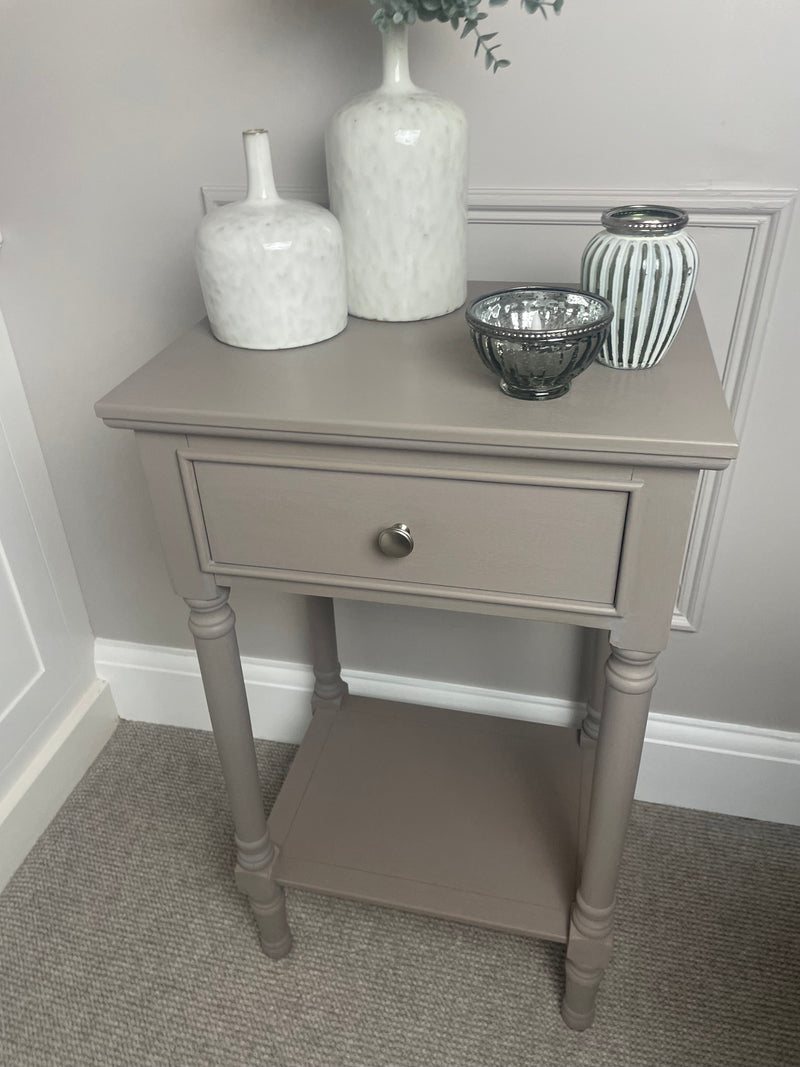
[466,286,614,400]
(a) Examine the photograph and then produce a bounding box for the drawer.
[186,456,631,607]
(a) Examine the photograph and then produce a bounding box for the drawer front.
[188,457,631,607]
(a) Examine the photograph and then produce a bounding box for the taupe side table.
[96,284,737,1030]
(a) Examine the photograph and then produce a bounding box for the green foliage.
[370,0,563,72]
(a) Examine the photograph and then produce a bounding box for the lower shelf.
[268,695,592,942]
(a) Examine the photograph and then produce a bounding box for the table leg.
[186,590,292,958]
[306,596,349,714]
[562,644,658,1030]
[581,629,610,745]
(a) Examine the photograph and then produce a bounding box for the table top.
[96,283,737,466]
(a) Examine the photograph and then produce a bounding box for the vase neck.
[380,22,414,92]
[243,129,279,202]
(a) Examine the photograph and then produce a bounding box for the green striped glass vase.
[580,205,698,370]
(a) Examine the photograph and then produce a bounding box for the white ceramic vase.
[195,129,348,350]
[580,205,698,370]
[325,23,468,322]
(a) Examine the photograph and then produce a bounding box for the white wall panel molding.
[0,537,45,712]
[202,185,795,632]
[96,638,800,827]
[0,290,114,887]
[0,305,100,794]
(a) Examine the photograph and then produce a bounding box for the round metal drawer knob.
[377,523,414,558]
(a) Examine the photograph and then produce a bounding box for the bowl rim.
[465,285,614,342]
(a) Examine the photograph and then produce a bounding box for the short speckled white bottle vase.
[325,23,468,321]
[195,129,347,350]
[581,205,698,370]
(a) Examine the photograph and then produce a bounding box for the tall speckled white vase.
[325,23,468,322]
[195,129,347,350]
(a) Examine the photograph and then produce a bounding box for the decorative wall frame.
[201,185,796,630]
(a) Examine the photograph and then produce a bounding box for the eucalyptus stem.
[370,0,564,72]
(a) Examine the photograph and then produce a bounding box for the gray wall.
[1,0,798,730]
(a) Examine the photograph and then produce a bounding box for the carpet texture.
[1,720,798,1067]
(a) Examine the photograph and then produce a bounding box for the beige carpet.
[1,720,798,1066]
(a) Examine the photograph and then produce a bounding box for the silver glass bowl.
[466,286,614,400]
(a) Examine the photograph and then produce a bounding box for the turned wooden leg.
[562,645,658,1030]
[306,596,348,714]
[581,629,611,745]
[187,590,292,959]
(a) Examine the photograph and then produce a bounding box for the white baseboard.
[95,640,316,743]
[95,639,800,827]
[0,679,118,893]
